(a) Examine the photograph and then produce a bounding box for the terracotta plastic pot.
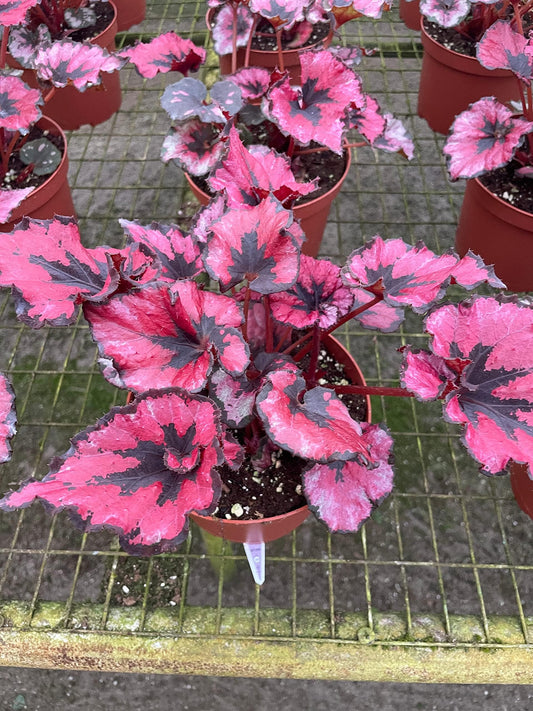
[399,0,421,31]
[455,177,533,292]
[113,0,146,31]
[184,147,351,258]
[1,117,75,233]
[190,334,372,544]
[510,462,533,520]
[207,9,333,84]
[417,20,519,135]
[40,1,122,130]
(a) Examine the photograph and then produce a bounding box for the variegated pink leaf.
[8,25,51,69]
[420,0,469,27]
[203,195,301,293]
[85,282,249,394]
[0,187,34,224]
[444,98,533,180]
[332,0,390,22]
[35,41,124,91]
[249,0,311,28]
[269,255,353,329]
[0,390,225,554]
[426,296,533,475]
[477,21,532,81]
[118,32,206,79]
[0,74,42,133]
[0,0,39,26]
[228,67,271,101]
[161,77,242,123]
[161,120,226,176]
[0,372,16,463]
[0,217,120,327]
[373,113,414,160]
[350,288,405,332]
[303,423,394,532]
[211,3,254,55]
[120,219,202,282]
[451,251,506,289]
[208,127,318,207]
[347,94,386,145]
[400,348,460,400]
[256,367,369,462]
[190,195,226,243]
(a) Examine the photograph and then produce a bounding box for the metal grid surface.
[1,0,533,682]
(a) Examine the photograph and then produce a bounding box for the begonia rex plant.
[0,0,123,223]
[0,146,531,555]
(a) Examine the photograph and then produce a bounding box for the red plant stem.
[263,294,274,352]
[294,142,365,156]
[303,324,321,386]
[242,284,251,341]
[231,1,238,74]
[244,14,259,67]
[331,384,415,398]
[0,26,9,68]
[275,28,285,73]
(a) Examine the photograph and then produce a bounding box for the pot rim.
[468,176,533,229]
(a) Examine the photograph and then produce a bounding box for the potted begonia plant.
[126,39,414,256]
[442,17,533,292]
[0,141,531,582]
[206,0,389,82]
[0,0,123,230]
[4,0,124,129]
[416,0,528,133]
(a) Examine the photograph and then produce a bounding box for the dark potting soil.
[69,1,114,41]
[423,19,477,56]
[479,161,533,214]
[213,347,368,521]
[2,125,65,192]
[251,18,331,52]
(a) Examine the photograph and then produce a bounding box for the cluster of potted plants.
[0,1,532,585]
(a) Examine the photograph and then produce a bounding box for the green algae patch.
[295,610,331,638]
[259,608,293,637]
[181,606,218,634]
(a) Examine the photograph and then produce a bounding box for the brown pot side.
[510,462,533,520]
[113,0,146,31]
[184,147,351,258]
[1,117,75,233]
[190,335,371,544]
[399,0,421,31]
[455,178,533,292]
[42,1,122,130]
[417,21,519,135]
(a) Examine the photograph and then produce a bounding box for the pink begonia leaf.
[0,373,16,464]
[0,390,225,554]
[161,120,226,176]
[400,348,460,400]
[109,242,160,288]
[219,426,244,471]
[342,236,501,314]
[118,32,206,79]
[373,113,414,159]
[8,25,51,69]
[190,195,226,243]
[477,21,532,81]
[328,45,366,68]
[227,67,271,101]
[85,282,249,394]
[425,296,533,475]
[0,187,34,224]
[350,288,405,332]
[256,367,370,461]
[0,217,120,327]
[285,20,314,47]
[211,3,254,55]
[208,127,318,207]
[420,0,469,27]
[0,74,42,133]
[451,251,506,289]
[119,219,202,282]
[160,77,242,122]
[270,255,354,329]
[347,94,386,145]
[0,0,39,25]
[264,49,364,154]
[35,41,124,91]
[303,423,394,532]
[249,0,310,28]
[209,369,257,428]
[203,195,300,293]
[331,0,390,22]
[444,98,533,180]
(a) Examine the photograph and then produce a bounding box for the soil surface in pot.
[423,19,477,56]
[27,0,113,40]
[251,18,331,51]
[213,347,368,521]
[479,161,533,214]
[2,125,65,192]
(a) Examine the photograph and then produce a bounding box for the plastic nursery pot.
[510,462,533,520]
[206,9,333,84]
[190,334,372,544]
[0,116,75,234]
[39,1,122,131]
[417,19,519,135]
[399,0,421,31]
[112,0,146,31]
[454,177,533,292]
[184,147,352,258]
